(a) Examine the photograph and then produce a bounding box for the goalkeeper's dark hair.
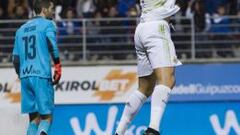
[33,0,52,14]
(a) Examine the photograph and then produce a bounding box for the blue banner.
[49,102,240,135]
[171,64,240,102]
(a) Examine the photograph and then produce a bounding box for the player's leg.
[145,67,175,135]
[27,112,40,135]
[21,77,39,135]
[115,74,156,135]
[34,77,54,135]
[116,24,156,135]
[37,114,52,135]
[142,21,181,134]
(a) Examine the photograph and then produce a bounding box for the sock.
[27,121,38,135]
[36,120,50,135]
[149,84,171,132]
[116,90,147,135]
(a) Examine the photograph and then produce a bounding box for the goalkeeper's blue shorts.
[21,76,54,115]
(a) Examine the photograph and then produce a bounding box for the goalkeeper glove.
[53,62,62,85]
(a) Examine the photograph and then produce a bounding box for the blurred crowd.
[0,0,239,20]
[0,0,139,20]
[181,0,240,33]
[0,0,240,35]
[0,0,240,62]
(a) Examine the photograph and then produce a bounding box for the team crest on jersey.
[159,24,165,34]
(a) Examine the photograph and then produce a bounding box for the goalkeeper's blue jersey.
[12,16,59,79]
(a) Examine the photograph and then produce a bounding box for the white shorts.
[135,20,182,77]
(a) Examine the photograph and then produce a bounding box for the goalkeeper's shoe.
[143,127,160,135]
[40,131,47,135]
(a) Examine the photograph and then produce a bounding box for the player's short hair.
[33,0,52,14]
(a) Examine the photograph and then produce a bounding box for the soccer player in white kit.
[115,0,182,135]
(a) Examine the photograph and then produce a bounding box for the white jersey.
[140,0,180,22]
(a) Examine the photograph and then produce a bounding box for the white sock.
[116,90,147,135]
[149,84,171,132]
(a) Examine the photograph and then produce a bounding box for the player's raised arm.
[12,33,20,77]
[46,21,62,84]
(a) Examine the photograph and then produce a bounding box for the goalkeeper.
[12,0,61,135]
